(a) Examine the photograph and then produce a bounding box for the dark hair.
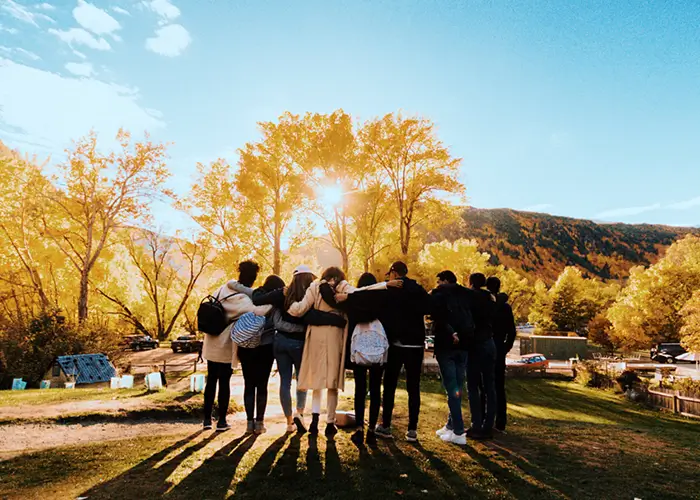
[388,261,408,277]
[321,266,346,283]
[437,270,457,284]
[357,272,377,288]
[262,275,285,292]
[486,276,501,294]
[238,260,260,287]
[284,272,315,311]
[469,273,487,289]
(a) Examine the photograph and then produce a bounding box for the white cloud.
[522,203,553,213]
[2,0,38,26]
[668,196,700,211]
[72,49,86,59]
[0,45,40,61]
[35,12,54,23]
[0,23,20,34]
[73,0,121,38]
[65,61,94,76]
[36,3,56,10]
[49,27,111,50]
[111,6,130,16]
[596,203,662,219]
[142,0,179,20]
[0,57,165,153]
[145,24,190,57]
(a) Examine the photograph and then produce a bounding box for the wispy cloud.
[145,23,190,57]
[595,203,662,219]
[73,0,121,39]
[522,203,553,213]
[49,27,112,51]
[2,0,39,26]
[668,196,700,211]
[65,61,94,77]
[36,3,56,10]
[111,6,130,16]
[0,22,19,34]
[0,45,41,61]
[142,0,180,21]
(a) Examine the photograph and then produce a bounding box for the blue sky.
[2,0,700,231]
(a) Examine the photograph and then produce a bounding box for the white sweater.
[202,280,272,365]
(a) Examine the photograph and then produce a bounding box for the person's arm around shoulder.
[252,288,283,307]
[239,293,273,317]
[227,280,254,298]
[287,281,318,317]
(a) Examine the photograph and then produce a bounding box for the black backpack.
[197,292,238,336]
[445,293,475,339]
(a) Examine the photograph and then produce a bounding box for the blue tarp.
[55,354,116,385]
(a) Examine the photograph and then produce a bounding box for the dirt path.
[0,398,148,419]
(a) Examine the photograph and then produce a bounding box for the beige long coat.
[288,280,386,391]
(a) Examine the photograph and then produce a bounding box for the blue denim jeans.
[435,348,468,435]
[273,333,307,418]
[467,338,497,432]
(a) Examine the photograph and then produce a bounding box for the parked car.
[508,353,549,371]
[120,335,159,351]
[171,335,203,353]
[650,343,687,364]
[424,335,435,351]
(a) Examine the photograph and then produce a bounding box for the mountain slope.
[451,208,699,282]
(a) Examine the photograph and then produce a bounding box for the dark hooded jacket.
[492,292,516,354]
[381,277,430,347]
[430,283,472,351]
[466,287,496,344]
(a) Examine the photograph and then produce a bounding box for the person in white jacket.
[202,261,271,431]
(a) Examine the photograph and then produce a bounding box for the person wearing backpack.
[251,265,347,434]
[486,276,517,432]
[323,272,391,446]
[201,261,272,432]
[464,273,497,440]
[431,270,473,445]
[287,267,394,437]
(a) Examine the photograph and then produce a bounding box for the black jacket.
[253,288,346,335]
[429,283,472,351]
[381,277,430,347]
[466,287,496,344]
[492,292,516,354]
[320,284,390,369]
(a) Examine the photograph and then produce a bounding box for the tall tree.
[43,130,169,324]
[360,113,464,258]
[236,114,310,274]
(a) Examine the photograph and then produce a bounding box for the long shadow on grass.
[233,433,290,497]
[80,430,212,499]
[165,433,257,499]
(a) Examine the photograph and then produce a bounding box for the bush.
[0,311,121,388]
[574,360,615,389]
[672,378,700,397]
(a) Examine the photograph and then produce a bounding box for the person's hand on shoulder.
[387,279,403,288]
[335,292,348,303]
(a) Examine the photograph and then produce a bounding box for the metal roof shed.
[46,354,117,386]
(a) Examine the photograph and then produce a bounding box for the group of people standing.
[200,259,516,446]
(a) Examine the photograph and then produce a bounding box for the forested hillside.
[448,207,699,282]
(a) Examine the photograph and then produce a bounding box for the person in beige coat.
[202,261,271,431]
[287,266,398,436]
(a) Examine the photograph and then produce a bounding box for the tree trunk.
[78,270,89,324]
[273,235,281,275]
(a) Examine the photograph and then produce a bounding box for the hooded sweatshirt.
[381,277,430,347]
[430,283,472,351]
[202,280,272,364]
[492,292,516,354]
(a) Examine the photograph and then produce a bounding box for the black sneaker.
[293,414,307,434]
[216,422,231,432]
[466,427,490,440]
[309,413,320,435]
[374,425,393,439]
[203,420,213,430]
[351,429,364,446]
[325,423,338,438]
[365,430,377,446]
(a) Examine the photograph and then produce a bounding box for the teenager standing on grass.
[325,272,392,446]
[288,267,393,437]
[375,261,431,443]
[431,270,472,445]
[201,261,271,431]
[251,265,347,434]
[465,272,497,439]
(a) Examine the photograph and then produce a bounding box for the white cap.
[293,264,314,276]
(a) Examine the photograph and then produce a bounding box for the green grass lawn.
[1,378,699,499]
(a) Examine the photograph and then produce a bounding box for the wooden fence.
[646,386,700,419]
[127,358,202,375]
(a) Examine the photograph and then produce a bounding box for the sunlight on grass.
[508,403,618,425]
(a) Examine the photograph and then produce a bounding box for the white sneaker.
[440,430,467,445]
[286,423,296,433]
[435,425,451,437]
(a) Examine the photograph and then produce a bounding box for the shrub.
[574,360,615,389]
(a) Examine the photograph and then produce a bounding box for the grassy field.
[1,377,698,499]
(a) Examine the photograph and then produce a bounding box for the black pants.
[480,350,508,429]
[382,345,424,431]
[204,361,233,424]
[238,344,275,421]
[353,365,384,429]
